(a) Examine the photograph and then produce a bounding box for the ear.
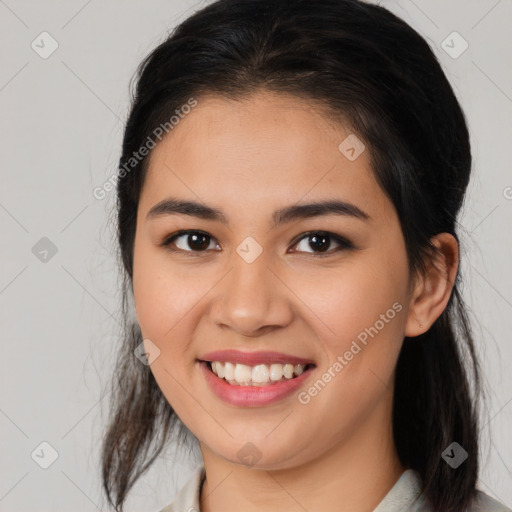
[405,232,459,337]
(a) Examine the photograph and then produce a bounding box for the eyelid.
[289,230,354,255]
[162,229,220,255]
[161,229,354,256]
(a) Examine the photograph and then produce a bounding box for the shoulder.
[374,469,511,512]
[469,490,512,512]
[156,465,511,512]
[158,464,205,512]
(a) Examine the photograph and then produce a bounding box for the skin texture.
[132,91,459,512]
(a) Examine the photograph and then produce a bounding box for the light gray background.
[1,0,511,510]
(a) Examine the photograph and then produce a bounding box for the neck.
[199,395,405,512]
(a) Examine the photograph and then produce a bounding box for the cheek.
[292,250,409,396]
[132,251,220,371]
[132,255,205,417]
[298,254,407,344]
[132,242,192,349]
[291,265,407,433]
[133,273,195,350]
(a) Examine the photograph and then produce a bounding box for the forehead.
[139,92,394,225]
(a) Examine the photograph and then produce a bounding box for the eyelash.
[160,230,354,257]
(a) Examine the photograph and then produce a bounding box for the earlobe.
[404,233,459,337]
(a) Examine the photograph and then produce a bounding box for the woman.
[100,0,511,510]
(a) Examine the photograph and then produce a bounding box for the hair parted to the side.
[101,1,482,510]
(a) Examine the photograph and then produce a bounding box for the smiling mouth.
[203,360,316,387]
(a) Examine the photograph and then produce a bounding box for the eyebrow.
[146,197,371,227]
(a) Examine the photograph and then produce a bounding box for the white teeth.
[209,361,309,386]
[270,363,283,381]
[234,363,252,384]
[283,363,294,379]
[224,362,235,380]
[252,364,269,383]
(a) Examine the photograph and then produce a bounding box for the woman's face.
[132,91,417,469]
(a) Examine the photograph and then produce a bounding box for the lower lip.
[198,361,315,407]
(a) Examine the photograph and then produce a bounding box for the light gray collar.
[373,469,428,511]
[164,466,427,512]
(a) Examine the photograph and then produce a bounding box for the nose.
[209,249,294,337]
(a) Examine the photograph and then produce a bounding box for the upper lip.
[198,349,315,367]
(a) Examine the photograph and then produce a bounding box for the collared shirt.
[159,464,511,512]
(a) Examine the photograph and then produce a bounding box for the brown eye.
[292,231,353,255]
[162,230,219,253]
